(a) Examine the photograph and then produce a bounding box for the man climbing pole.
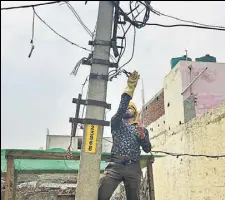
[98,71,152,200]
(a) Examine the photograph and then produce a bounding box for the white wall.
[46,135,113,152]
[148,115,166,138]
[164,64,185,130]
[46,135,78,151]
[151,103,225,200]
[102,137,113,153]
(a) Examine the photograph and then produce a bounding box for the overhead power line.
[120,26,136,68]
[109,26,136,80]
[1,1,61,10]
[103,138,113,144]
[111,1,225,32]
[112,1,152,29]
[33,8,91,52]
[28,8,35,58]
[65,2,93,37]
[108,5,146,80]
[63,2,117,62]
[143,23,225,31]
[109,1,225,81]
[102,138,225,159]
[151,151,225,159]
[150,6,225,29]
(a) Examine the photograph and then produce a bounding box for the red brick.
[140,89,165,127]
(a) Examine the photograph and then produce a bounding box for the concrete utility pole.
[75,2,114,200]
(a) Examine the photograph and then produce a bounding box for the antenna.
[141,78,145,127]
[185,49,188,61]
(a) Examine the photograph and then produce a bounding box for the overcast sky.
[1,1,225,149]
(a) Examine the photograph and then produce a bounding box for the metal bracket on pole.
[82,59,91,66]
[72,98,111,110]
[82,58,118,68]
[89,40,111,47]
[117,36,125,40]
[118,20,126,25]
[93,59,118,68]
[89,73,109,81]
[92,58,111,66]
[111,40,119,58]
[69,117,110,126]
[71,93,82,137]
[116,46,124,49]
[111,1,120,58]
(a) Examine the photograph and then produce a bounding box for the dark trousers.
[98,161,142,200]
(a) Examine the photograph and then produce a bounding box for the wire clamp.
[89,73,109,81]
[82,58,118,68]
[72,98,111,109]
[88,40,111,47]
[69,118,110,126]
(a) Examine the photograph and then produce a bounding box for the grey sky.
[1,1,225,149]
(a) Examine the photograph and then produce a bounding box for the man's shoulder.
[144,127,148,131]
[143,127,149,134]
[111,118,126,129]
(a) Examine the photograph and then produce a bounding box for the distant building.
[46,134,113,153]
[140,55,225,132]
[46,134,79,150]
[139,54,225,200]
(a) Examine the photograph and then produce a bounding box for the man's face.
[127,106,135,116]
[123,105,136,121]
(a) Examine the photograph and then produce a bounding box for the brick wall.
[141,89,165,127]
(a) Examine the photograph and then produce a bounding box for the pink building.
[143,55,225,130]
[180,61,225,119]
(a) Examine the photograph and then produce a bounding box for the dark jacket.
[110,93,151,161]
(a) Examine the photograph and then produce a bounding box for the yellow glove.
[123,70,140,97]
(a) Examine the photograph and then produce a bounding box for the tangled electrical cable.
[109,1,148,80]
[3,1,224,78]
[1,1,61,10]
[64,2,117,64]
[112,1,152,29]
[65,2,93,38]
[33,7,91,52]
[108,1,225,81]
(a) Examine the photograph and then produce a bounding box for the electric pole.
[75,1,114,200]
